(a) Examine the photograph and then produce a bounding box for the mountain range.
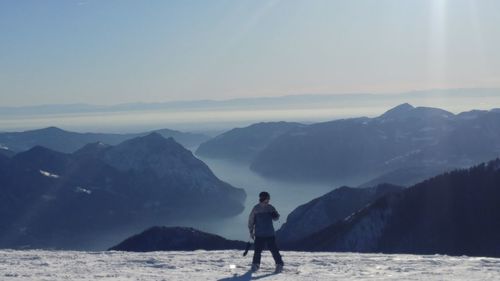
[0,126,209,153]
[0,133,245,249]
[2,88,499,117]
[252,104,500,184]
[197,103,500,186]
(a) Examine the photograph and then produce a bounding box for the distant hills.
[109,226,246,252]
[198,103,500,186]
[196,122,303,162]
[286,159,500,258]
[2,88,500,117]
[0,133,245,249]
[0,126,209,153]
[251,103,500,183]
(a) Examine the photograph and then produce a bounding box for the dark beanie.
[259,191,270,202]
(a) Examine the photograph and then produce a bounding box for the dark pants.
[252,236,283,265]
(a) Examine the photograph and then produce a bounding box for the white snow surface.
[39,170,60,179]
[75,186,92,194]
[0,250,499,281]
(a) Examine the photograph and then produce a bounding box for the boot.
[275,263,283,273]
[251,263,260,272]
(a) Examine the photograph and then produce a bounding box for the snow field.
[0,250,499,281]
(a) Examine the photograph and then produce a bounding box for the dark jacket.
[248,203,280,237]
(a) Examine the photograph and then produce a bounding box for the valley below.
[167,157,349,241]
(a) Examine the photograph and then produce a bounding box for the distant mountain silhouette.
[0,134,245,250]
[288,159,500,258]
[0,126,209,153]
[250,104,500,185]
[196,122,303,162]
[2,88,499,117]
[109,226,246,252]
[277,184,402,243]
[379,103,454,120]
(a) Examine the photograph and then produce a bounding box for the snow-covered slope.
[0,250,499,281]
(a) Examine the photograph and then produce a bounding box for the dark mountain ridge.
[109,226,246,252]
[287,159,500,258]
[276,183,403,243]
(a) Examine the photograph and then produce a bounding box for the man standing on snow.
[248,191,284,273]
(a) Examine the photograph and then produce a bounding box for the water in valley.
[174,157,361,241]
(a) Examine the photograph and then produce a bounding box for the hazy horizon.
[2,1,500,107]
[1,88,500,133]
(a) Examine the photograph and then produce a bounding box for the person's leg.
[267,236,284,265]
[252,237,264,266]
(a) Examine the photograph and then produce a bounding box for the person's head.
[259,191,270,204]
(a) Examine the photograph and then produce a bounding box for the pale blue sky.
[1,0,500,106]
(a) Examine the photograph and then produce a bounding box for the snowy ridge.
[0,250,499,281]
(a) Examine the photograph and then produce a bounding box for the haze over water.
[170,157,361,241]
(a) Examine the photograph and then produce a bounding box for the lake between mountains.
[169,156,361,242]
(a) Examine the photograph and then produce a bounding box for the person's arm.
[248,207,256,240]
[271,205,280,221]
